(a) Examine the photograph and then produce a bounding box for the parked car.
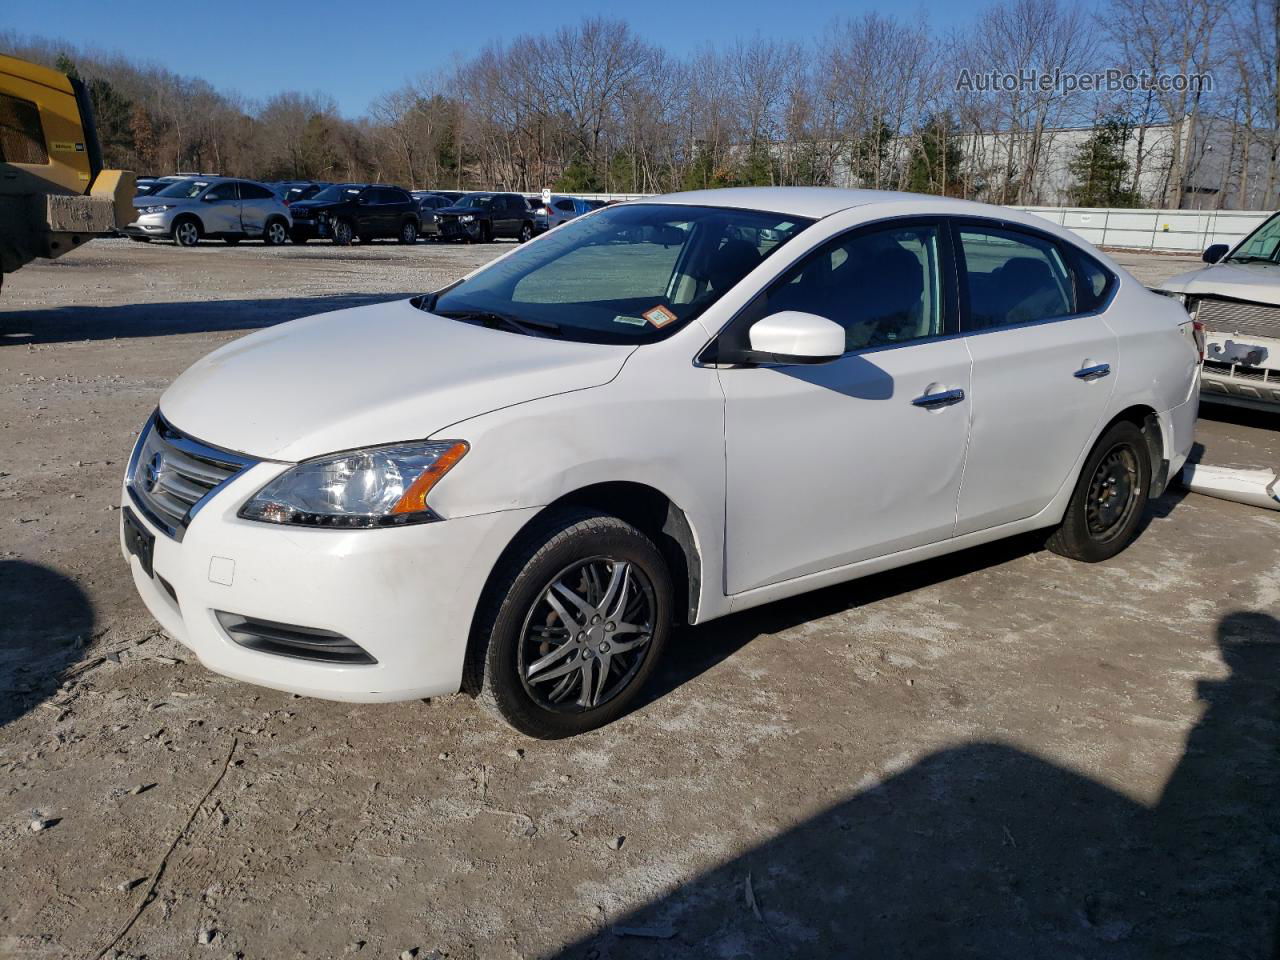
[119,188,1199,738]
[434,192,535,243]
[412,191,454,238]
[124,176,291,246]
[287,183,419,245]
[273,181,328,206]
[531,194,593,229]
[429,190,464,204]
[1158,213,1280,410]
[133,177,167,198]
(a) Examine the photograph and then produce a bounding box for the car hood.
[133,195,193,209]
[436,205,486,215]
[289,200,340,213]
[159,298,635,462]
[1159,261,1280,306]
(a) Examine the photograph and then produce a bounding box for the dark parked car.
[411,191,454,238]
[429,190,464,204]
[273,181,329,206]
[435,192,535,243]
[287,183,420,245]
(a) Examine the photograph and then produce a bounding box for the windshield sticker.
[613,315,647,326]
[642,305,678,328]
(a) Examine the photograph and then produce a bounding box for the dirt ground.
[2,238,1279,960]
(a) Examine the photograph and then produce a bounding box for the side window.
[203,182,238,202]
[555,199,576,212]
[733,223,946,353]
[388,188,411,204]
[957,226,1073,329]
[1070,249,1114,312]
[0,93,48,164]
[240,183,273,200]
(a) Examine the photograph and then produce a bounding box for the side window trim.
[701,216,961,365]
[947,216,1117,334]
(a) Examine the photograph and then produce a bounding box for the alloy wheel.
[518,557,656,712]
[266,221,287,245]
[175,221,199,246]
[1085,444,1139,542]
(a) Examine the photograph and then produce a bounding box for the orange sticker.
[642,304,678,328]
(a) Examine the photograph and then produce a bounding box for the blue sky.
[16,0,969,116]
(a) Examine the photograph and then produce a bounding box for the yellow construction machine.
[0,52,135,293]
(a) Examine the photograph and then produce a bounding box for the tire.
[172,217,201,247]
[223,236,241,246]
[475,509,673,739]
[1047,420,1151,563]
[331,219,354,246]
[518,221,534,243]
[398,220,418,244]
[290,231,308,245]
[480,222,493,243]
[263,218,289,246]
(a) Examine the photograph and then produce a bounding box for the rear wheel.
[476,510,672,738]
[263,218,289,246]
[398,220,418,244]
[518,221,534,243]
[1047,420,1151,562]
[172,217,201,247]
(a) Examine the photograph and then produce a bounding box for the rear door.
[238,182,276,236]
[951,220,1118,535]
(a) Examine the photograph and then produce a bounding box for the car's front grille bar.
[126,412,257,541]
[1197,297,1280,341]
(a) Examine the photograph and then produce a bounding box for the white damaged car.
[121,188,1200,737]
[1159,212,1280,411]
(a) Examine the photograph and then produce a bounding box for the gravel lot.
[2,239,1279,959]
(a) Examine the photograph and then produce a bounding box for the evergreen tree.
[1068,117,1143,207]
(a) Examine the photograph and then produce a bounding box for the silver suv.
[126,177,292,247]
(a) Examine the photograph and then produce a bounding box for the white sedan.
[120,188,1200,737]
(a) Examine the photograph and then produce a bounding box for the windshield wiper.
[437,308,561,338]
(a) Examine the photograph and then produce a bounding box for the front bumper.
[1200,361,1280,410]
[438,219,481,241]
[123,212,173,238]
[120,461,537,702]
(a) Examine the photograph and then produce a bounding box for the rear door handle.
[1074,362,1111,381]
[912,388,966,409]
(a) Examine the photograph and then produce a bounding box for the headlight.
[459,214,475,223]
[142,205,172,214]
[239,441,468,528]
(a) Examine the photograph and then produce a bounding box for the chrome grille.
[127,413,256,540]
[1196,297,1280,341]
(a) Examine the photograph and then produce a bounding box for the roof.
[645,187,1023,221]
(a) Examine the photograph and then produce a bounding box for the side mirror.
[201,193,219,202]
[1203,243,1229,264]
[745,311,845,364]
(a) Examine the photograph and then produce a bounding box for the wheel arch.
[1099,404,1165,496]
[170,212,203,237]
[460,481,702,695]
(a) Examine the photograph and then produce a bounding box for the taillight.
[1192,320,1206,362]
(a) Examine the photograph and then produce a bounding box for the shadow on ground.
[0,560,93,728]
[562,608,1280,958]
[0,292,420,345]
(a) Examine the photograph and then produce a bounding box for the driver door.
[201,181,242,234]
[715,220,973,595]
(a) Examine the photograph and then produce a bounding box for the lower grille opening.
[215,612,376,665]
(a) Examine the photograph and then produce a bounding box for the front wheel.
[331,219,354,246]
[476,511,672,738]
[172,218,201,247]
[1047,420,1151,563]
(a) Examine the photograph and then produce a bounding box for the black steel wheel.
[1047,419,1151,563]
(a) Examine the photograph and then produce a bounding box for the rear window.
[0,93,48,164]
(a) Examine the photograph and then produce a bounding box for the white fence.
[1012,206,1271,254]
[528,191,1272,255]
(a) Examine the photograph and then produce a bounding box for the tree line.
[3,0,1276,209]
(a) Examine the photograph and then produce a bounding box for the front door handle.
[912,387,966,409]
[1074,362,1111,381]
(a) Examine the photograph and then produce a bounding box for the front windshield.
[154,179,209,199]
[1228,213,1280,264]
[430,203,812,343]
[310,184,362,202]
[456,193,495,209]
